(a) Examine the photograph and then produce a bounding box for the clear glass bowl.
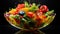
[4,0,56,34]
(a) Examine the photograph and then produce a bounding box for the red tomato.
[17,4,25,8]
[27,12,34,18]
[16,4,25,11]
[39,5,49,13]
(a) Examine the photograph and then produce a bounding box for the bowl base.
[15,30,45,34]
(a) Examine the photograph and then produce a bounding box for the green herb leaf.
[25,2,30,7]
[29,3,39,12]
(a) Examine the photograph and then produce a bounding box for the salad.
[4,2,55,29]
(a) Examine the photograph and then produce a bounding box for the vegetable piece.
[29,3,39,11]
[44,15,55,24]
[9,15,19,26]
[45,10,54,16]
[9,9,16,14]
[36,10,43,16]
[36,16,43,27]
[39,15,46,19]
[27,12,34,18]
[25,2,30,7]
[14,15,20,19]
[14,18,20,24]
[39,5,48,13]
[16,4,25,11]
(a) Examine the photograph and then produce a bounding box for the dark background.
[0,0,59,34]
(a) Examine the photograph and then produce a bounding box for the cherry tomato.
[27,12,34,18]
[16,4,25,11]
[17,4,25,8]
[39,5,49,13]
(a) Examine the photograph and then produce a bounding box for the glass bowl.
[4,1,56,34]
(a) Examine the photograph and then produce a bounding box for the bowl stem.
[15,29,45,34]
